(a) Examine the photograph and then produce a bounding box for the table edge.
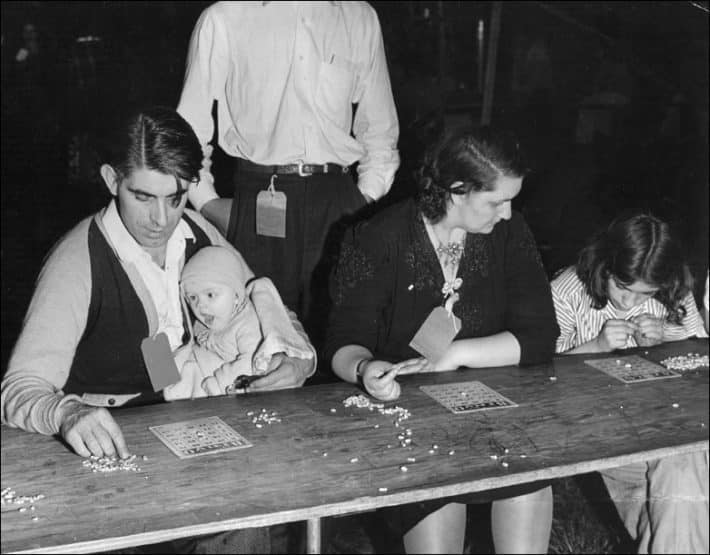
[8,440,708,554]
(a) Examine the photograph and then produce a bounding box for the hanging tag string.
[422,216,465,333]
[268,174,278,195]
[443,280,462,333]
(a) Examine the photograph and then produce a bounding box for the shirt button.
[108,398,116,406]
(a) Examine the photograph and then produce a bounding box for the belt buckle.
[297,161,313,177]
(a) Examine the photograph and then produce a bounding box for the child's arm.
[202,354,255,396]
[562,319,639,354]
[631,313,664,346]
[164,345,212,401]
[551,271,638,354]
[201,307,263,396]
[654,291,709,342]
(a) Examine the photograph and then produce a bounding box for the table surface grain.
[2,339,708,554]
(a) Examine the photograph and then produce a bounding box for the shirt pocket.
[316,56,357,127]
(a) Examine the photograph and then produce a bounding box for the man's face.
[112,168,189,253]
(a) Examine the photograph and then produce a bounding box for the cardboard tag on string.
[256,175,286,238]
[141,333,181,392]
[409,306,460,364]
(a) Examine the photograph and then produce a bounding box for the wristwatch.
[355,358,371,381]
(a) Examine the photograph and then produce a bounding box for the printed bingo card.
[420,381,518,414]
[150,416,252,459]
[585,355,681,384]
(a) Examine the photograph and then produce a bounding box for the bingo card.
[150,416,252,459]
[584,355,681,383]
[420,381,518,414]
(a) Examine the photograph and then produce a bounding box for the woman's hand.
[595,319,639,352]
[360,360,402,401]
[631,313,664,346]
[414,343,461,373]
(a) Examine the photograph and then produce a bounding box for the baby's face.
[184,281,239,331]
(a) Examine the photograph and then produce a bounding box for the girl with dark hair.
[552,212,706,354]
[325,128,559,553]
[551,212,708,554]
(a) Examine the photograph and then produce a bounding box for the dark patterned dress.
[325,198,559,366]
[325,198,560,531]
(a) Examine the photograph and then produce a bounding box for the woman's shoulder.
[352,198,415,244]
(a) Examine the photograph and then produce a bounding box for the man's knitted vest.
[62,214,211,402]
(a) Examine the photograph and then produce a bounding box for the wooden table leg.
[306,517,322,554]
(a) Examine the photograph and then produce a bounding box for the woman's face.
[607,278,659,312]
[453,174,523,234]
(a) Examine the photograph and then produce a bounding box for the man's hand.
[58,401,129,459]
[595,318,639,352]
[631,313,664,346]
[248,353,312,391]
[361,192,376,205]
[188,144,219,212]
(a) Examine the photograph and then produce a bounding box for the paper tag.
[256,190,287,238]
[409,306,461,364]
[141,333,181,392]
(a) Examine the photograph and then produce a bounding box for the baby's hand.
[202,356,252,396]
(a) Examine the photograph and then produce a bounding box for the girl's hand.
[360,360,402,401]
[631,313,664,346]
[596,319,639,352]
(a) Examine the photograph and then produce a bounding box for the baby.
[164,245,312,400]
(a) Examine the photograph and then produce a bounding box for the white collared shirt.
[102,200,192,350]
[177,0,400,201]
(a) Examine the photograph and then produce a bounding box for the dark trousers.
[226,162,367,380]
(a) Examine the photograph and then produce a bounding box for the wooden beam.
[481,2,502,125]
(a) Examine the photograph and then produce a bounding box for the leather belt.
[240,158,349,176]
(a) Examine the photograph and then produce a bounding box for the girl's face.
[184,281,238,331]
[607,277,659,312]
[451,175,522,234]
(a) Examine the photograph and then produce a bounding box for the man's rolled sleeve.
[352,10,400,201]
[1,221,92,434]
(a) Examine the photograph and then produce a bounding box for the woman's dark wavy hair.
[414,127,527,223]
[100,106,202,191]
[576,212,692,324]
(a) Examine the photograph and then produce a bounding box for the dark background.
[2,1,708,370]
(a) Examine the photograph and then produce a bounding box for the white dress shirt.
[177,1,400,202]
[102,200,192,350]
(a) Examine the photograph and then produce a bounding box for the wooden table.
[2,339,708,554]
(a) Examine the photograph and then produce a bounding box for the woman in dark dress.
[325,128,560,553]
